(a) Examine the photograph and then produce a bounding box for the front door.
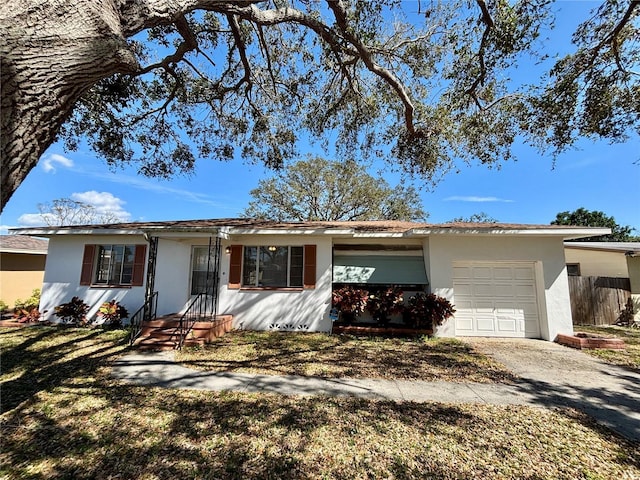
[189,241,221,315]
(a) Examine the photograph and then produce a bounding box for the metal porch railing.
[128,291,158,346]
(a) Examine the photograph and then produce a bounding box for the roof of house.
[0,235,48,254]
[565,241,640,255]
[9,218,610,240]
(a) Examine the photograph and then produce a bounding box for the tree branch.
[137,14,198,75]
[226,13,253,96]
[464,0,495,109]
[326,0,416,135]
[255,24,279,95]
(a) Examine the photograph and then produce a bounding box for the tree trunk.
[0,0,138,211]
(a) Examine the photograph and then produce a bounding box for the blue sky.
[2,1,639,233]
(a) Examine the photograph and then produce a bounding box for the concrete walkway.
[112,339,640,443]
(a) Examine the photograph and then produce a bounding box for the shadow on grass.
[3,382,639,480]
[0,326,129,413]
[178,333,517,383]
[1,328,639,479]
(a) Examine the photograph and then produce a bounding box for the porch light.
[225,246,231,254]
[268,245,277,252]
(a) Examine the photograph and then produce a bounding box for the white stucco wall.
[564,248,630,277]
[152,238,198,316]
[39,233,334,331]
[38,230,576,338]
[427,235,572,341]
[217,235,333,332]
[39,234,148,322]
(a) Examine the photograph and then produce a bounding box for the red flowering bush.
[332,286,369,323]
[404,293,456,329]
[54,296,90,326]
[366,287,404,325]
[96,300,129,329]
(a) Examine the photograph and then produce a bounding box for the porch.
[132,314,233,351]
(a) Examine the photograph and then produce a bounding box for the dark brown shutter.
[131,245,147,286]
[228,245,243,289]
[80,244,96,286]
[303,244,316,289]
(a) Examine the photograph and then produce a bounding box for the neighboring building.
[11,219,607,340]
[0,235,48,307]
[564,242,640,324]
[564,242,640,278]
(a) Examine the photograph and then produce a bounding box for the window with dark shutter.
[303,244,316,289]
[132,245,147,286]
[80,245,96,285]
[229,244,317,289]
[80,243,146,287]
[228,245,243,289]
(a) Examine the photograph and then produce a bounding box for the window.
[80,244,146,287]
[241,246,304,287]
[94,245,136,285]
[566,263,581,276]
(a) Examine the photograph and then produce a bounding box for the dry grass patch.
[574,325,640,372]
[3,327,639,480]
[176,330,515,383]
[3,385,639,479]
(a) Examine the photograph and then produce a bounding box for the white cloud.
[16,213,50,227]
[559,156,600,171]
[16,191,132,227]
[55,162,232,209]
[42,153,74,173]
[70,191,131,221]
[85,171,228,208]
[444,196,514,203]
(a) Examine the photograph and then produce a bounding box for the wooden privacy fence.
[568,276,631,326]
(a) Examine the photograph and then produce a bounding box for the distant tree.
[551,208,638,242]
[37,198,123,226]
[448,212,499,223]
[243,157,427,222]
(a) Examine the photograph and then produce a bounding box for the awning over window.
[333,255,428,285]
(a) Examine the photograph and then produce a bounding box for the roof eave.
[409,227,612,239]
[0,248,48,255]
[9,228,145,236]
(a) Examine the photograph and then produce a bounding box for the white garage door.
[453,262,541,338]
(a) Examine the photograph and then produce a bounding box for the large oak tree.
[243,156,427,221]
[1,1,638,212]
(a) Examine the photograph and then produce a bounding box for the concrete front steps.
[133,314,233,350]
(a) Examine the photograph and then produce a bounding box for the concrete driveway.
[465,338,640,443]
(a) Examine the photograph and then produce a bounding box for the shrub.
[13,307,41,323]
[366,287,404,325]
[14,288,40,311]
[12,289,42,323]
[96,300,129,329]
[404,293,456,329]
[54,297,90,326]
[332,286,369,323]
[0,299,8,314]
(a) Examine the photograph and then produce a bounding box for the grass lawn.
[573,325,640,372]
[176,331,516,383]
[2,327,639,480]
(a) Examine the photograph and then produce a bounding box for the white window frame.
[241,246,304,288]
[94,244,136,285]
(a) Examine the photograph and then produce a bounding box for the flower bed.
[332,323,433,337]
[556,332,626,350]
